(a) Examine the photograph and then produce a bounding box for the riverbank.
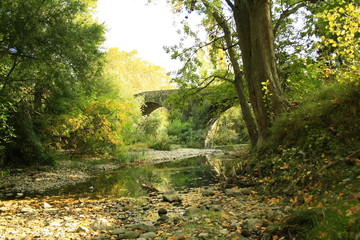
[0,183,287,240]
[0,148,222,198]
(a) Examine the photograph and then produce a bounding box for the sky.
[95,0,183,72]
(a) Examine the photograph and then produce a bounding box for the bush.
[4,109,55,167]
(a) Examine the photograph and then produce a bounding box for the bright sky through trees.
[95,0,182,72]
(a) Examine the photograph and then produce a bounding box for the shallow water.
[46,156,220,198]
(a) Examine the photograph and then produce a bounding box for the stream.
[46,156,226,198]
[0,149,286,240]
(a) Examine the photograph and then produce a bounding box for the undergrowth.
[245,82,360,239]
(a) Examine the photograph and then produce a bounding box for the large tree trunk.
[231,0,288,146]
[210,9,258,146]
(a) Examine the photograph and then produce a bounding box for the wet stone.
[128,223,157,232]
[140,232,157,239]
[111,228,126,235]
[163,192,181,203]
[91,218,113,230]
[118,231,140,239]
[184,207,202,217]
[225,189,244,196]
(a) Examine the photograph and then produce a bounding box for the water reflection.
[47,156,219,198]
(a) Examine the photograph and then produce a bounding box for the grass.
[245,82,360,239]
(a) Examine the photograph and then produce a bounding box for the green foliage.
[48,99,140,155]
[316,3,360,84]
[4,108,55,167]
[268,82,360,156]
[278,197,360,240]
[0,0,105,166]
[149,135,172,151]
[211,107,249,146]
[246,81,359,206]
[0,101,16,161]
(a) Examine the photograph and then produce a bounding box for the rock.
[20,207,35,213]
[16,192,24,197]
[184,207,201,217]
[201,187,216,196]
[129,223,157,232]
[43,207,59,212]
[93,234,110,240]
[43,202,52,208]
[158,208,167,216]
[140,232,157,239]
[76,226,90,232]
[157,215,170,223]
[0,207,8,212]
[225,189,244,196]
[117,231,140,239]
[219,229,229,235]
[240,188,252,195]
[247,218,264,233]
[229,232,249,239]
[163,192,181,203]
[198,232,209,239]
[174,232,188,239]
[111,228,126,235]
[90,218,113,230]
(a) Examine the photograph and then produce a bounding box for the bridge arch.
[134,89,177,116]
[135,89,243,146]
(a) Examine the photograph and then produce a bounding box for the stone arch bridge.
[135,89,241,146]
[135,89,237,126]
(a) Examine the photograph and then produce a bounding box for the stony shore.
[0,148,289,239]
[0,184,286,240]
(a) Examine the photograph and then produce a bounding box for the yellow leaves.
[317,3,360,83]
[221,212,230,220]
[267,197,282,205]
[303,195,314,204]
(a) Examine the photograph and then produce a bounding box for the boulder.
[129,223,157,232]
[111,228,126,235]
[118,231,140,239]
[184,207,202,217]
[225,189,243,196]
[140,232,157,239]
[163,192,181,203]
[201,187,216,196]
[158,208,167,216]
[90,218,113,230]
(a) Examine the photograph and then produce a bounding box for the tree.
[0,0,105,165]
[167,0,294,146]
[103,48,173,97]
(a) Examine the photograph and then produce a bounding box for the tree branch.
[1,55,19,91]
[273,1,307,36]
